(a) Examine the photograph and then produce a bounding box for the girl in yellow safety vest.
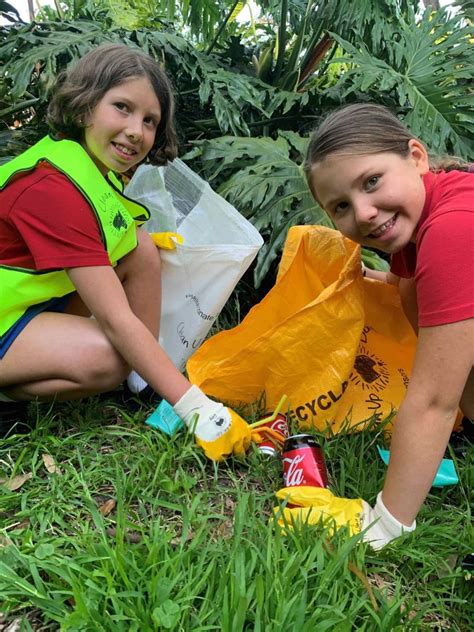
[0,43,250,460]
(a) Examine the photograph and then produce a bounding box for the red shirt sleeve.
[7,168,111,270]
[416,210,474,327]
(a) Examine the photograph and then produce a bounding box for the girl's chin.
[361,237,406,255]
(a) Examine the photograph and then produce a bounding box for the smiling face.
[309,140,430,253]
[82,76,162,175]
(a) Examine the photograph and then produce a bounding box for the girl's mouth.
[112,142,137,157]
[369,214,398,239]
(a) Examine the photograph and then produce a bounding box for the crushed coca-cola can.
[282,434,328,488]
[257,413,289,456]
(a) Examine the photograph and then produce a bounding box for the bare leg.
[460,367,474,419]
[0,230,165,401]
[0,312,128,401]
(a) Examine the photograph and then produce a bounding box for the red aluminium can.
[257,414,289,456]
[282,434,328,488]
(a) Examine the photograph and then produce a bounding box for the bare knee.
[80,337,129,392]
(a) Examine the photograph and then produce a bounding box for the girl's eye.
[114,102,128,112]
[144,116,158,127]
[365,175,380,189]
[334,201,349,215]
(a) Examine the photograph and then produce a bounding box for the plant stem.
[206,0,241,55]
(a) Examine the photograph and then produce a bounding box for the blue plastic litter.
[145,399,184,436]
[377,446,459,487]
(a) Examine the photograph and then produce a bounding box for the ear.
[407,138,430,175]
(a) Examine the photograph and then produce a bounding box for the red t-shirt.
[390,170,473,327]
[0,163,111,270]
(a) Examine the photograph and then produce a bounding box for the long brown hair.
[305,103,470,181]
[47,43,177,166]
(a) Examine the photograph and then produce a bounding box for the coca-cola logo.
[283,454,306,486]
[271,418,288,438]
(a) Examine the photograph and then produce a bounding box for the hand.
[360,492,416,551]
[275,487,416,550]
[274,486,364,536]
[173,385,251,460]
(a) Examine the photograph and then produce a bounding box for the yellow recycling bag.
[187,226,417,433]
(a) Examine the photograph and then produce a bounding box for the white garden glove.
[361,492,416,551]
[173,385,251,461]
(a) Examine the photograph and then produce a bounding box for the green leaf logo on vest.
[99,192,129,235]
[112,210,128,231]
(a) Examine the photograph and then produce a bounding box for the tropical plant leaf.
[453,0,474,21]
[328,7,474,157]
[0,20,114,100]
[0,21,309,140]
[0,0,22,22]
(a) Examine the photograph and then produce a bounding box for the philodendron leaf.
[328,6,473,158]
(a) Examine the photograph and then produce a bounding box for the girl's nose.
[353,198,378,225]
[125,120,143,142]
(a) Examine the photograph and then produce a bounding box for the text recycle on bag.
[188,226,418,433]
[125,160,263,371]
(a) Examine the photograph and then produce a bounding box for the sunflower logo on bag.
[350,345,390,393]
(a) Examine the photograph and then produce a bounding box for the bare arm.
[382,318,473,525]
[364,268,390,283]
[67,265,191,404]
[364,267,400,286]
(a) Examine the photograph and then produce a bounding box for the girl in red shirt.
[304,103,473,548]
[0,44,250,459]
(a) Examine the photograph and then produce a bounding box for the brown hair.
[305,103,469,183]
[47,43,177,166]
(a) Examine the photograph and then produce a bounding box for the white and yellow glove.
[173,385,251,461]
[360,491,416,551]
[275,487,415,550]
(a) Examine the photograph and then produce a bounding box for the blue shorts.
[0,295,70,360]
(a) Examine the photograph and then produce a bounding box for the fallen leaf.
[0,535,12,548]
[99,499,116,516]
[42,454,61,474]
[170,529,195,546]
[214,519,234,540]
[225,497,237,512]
[1,618,21,632]
[437,554,458,578]
[0,473,32,491]
[106,527,141,543]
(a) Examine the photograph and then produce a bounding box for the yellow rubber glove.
[274,486,365,536]
[274,487,416,549]
[150,232,184,250]
[173,385,251,461]
[197,409,251,461]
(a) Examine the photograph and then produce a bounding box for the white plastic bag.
[124,164,178,232]
[125,159,263,371]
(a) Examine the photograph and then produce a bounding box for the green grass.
[0,397,472,631]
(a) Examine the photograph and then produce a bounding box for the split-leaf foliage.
[0,0,472,287]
